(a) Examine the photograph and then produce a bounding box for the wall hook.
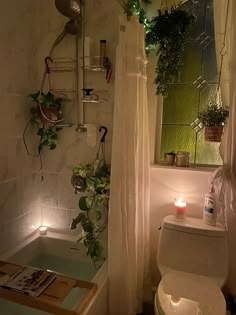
[99,126,108,143]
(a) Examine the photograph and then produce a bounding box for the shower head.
[55,0,81,20]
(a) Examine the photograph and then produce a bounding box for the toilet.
[155,215,228,315]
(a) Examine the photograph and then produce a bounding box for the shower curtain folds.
[108,15,151,315]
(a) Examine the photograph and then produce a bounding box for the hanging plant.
[197,104,229,142]
[121,0,151,29]
[146,7,195,96]
[72,160,110,267]
[29,91,65,154]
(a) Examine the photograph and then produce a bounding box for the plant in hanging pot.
[72,160,110,267]
[30,91,63,123]
[29,91,65,153]
[146,7,195,96]
[197,104,229,142]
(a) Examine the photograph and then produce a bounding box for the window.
[159,0,221,165]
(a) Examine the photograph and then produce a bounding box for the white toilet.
[155,215,228,315]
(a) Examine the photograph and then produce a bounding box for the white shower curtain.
[108,15,151,315]
[212,0,236,295]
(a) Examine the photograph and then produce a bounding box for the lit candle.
[39,226,48,235]
[174,197,186,221]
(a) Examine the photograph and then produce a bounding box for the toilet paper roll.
[86,125,97,147]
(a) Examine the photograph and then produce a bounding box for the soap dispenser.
[203,186,217,226]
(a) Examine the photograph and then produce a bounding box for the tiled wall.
[36,0,121,232]
[0,1,41,254]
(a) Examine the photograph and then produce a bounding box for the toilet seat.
[155,271,226,315]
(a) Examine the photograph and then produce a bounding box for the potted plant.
[197,104,229,142]
[146,7,195,96]
[72,160,110,267]
[164,150,176,165]
[29,91,64,154]
[30,91,63,123]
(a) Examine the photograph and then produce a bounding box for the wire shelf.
[49,58,76,72]
[81,56,108,72]
[82,98,106,103]
[81,89,109,103]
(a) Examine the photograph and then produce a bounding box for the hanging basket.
[204,126,224,142]
[38,107,60,124]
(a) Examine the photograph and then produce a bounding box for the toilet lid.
[156,271,226,315]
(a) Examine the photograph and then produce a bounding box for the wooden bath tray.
[0,261,97,315]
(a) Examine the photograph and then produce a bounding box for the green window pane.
[203,41,218,83]
[196,129,222,165]
[206,0,214,37]
[163,85,199,124]
[199,84,217,112]
[161,126,196,163]
[178,42,202,84]
[182,0,206,39]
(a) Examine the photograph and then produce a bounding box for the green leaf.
[49,143,56,150]
[79,196,90,211]
[37,128,45,137]
[42,139,49,146]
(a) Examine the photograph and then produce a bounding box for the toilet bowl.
[154,271,226,315]
[155,215,228,315]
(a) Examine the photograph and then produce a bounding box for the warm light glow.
[174,196,187,209]
[174,196,187,220]
[39,226,48,235]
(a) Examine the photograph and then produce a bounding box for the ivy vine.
[72,160,110,268]
[146,8,194,96]
[127,1,195,97]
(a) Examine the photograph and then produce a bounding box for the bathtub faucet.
[70,213,84,229]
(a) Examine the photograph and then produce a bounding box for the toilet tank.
[157,215,228,287]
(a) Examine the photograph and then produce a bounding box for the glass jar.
[175,151,190,167]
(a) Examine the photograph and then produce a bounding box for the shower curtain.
[212,0,236,295]
[108,15,151,315]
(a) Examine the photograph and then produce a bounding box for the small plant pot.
[39,107,60,124]
[205,126,223,142]
[165,154,176,165]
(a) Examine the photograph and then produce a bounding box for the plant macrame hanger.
[213,0,230,108]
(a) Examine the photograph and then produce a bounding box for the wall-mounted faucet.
[70,213,84,229]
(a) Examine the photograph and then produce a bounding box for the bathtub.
[0,230,108,315]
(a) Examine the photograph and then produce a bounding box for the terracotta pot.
[165,154,176,165]
[39,107,60,124]
[205,126,223,142]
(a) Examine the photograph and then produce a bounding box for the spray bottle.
[203,186,217,226]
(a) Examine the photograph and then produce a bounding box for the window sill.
[150,162,220,173]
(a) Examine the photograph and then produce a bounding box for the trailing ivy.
[127,1,195,97]
[146,8,194,96]
[72,160,110,267]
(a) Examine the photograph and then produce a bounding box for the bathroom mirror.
[148,0,222,166]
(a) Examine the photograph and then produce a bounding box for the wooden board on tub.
[0,260,97,315]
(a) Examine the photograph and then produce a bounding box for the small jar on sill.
[175,151,190,167]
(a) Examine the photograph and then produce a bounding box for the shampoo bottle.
[203,187,217,226]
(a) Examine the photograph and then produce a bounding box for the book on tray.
[0,266,56,297]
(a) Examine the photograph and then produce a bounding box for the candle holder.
[174,197,186,221]
[39,226,48,236]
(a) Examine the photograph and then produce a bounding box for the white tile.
[41,206,58,229]
[41,172,58,207]
[58,172,79,210]
[0,180,17,223]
